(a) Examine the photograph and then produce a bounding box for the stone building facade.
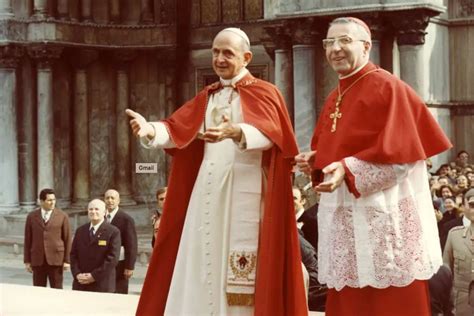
[0,0,472,231]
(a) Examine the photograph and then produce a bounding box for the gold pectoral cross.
[329,96,343,132]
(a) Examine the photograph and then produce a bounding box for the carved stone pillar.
[112,51,137,205]
[0,0,13,18]
[109,0,120,23]
[292,19,318,151]
[70,50,97,207]
[363,14,383,66]
[57,0,69,20]
[0,45,23,214]
[81,0,92,22]
[264,24,294,124]
[393,11,430,99]
[140,0,154,24]
[29,46,63,195]
[19,55,36,211]
[32,0,48,19]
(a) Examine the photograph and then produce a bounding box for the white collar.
[220,68,248,86]
[90,219,104,232]
[106,207,119,221]
[295,208,305,221]
[339,61,369,79]
[463,215,471,227]
[41,208,53,215]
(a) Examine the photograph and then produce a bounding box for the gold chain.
[330,69,378,132]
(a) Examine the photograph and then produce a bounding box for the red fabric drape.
[136,73,308,316]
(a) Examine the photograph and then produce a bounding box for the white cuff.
[140,122,175,149]
[237,123,273,151]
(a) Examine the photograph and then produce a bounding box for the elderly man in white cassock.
[128,28,308,316]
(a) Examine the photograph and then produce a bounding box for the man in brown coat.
[24,188,72,288]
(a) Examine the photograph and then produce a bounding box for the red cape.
[136,73,308,315]
[311,62,452,169]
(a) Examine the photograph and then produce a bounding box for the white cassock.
[318,158,442,290]
[142,68,273,315]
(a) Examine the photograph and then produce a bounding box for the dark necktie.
[89,227,95,239]
[106,214,111,223]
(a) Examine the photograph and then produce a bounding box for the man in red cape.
[296,17,452,315]
[127,28,307,315]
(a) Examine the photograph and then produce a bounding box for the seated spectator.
[70,199,121,293]
[455,174,469,195]
[292,187,326,312]
[293,187,318,251]
[455,150,470,169]
[428,264,454,316]
[151,187,167,248]
[443,189,474,315]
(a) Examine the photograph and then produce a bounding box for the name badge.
[98,240,107,246]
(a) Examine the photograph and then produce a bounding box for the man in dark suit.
[70,199,121,293]
[293,187,319,251]
[104,189,138,294]
[24,188,72,288]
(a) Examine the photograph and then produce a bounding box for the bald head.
[88,199,106,224]
[104,189,120,212]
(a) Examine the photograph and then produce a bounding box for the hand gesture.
[124,269,134,280]
[314,161,345,193]
[63,262,70,271]
[295,151,316,175]
[125,109,155,139]
[202,115,242,143]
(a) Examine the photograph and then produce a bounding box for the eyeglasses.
[322,36,367,49]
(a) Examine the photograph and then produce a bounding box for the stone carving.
[0,20,27,42]
[28,46,63,68]
[0,45,24,68]
[391,10,431,46]
[459,0,474,17]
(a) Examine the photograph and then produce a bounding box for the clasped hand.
[201,115,242,143]
[76,273,95,284]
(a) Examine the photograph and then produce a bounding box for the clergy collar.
[220,68,249,87]
[339,61,369,79]
[295,208,305,221]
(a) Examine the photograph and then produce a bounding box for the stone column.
[0,0,13,18]
[29,46,63,195]
[113,51,137,205]
[140,0,154,24]
[393,12,430,99]
[32,0,48,18]
[109,0,120,23]
[70,50,97,207]
[0,45,23,214]
[80,0,92,22]
[292,20,318,151]
[363,14,382,66]
[265,24,294,124]
[19,56,36,211]
[57,0,69,20]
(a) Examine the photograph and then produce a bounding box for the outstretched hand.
[202,115,242,143]
[125,109,155,139]
[314,161,345,193]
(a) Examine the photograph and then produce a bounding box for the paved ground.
[0,242,148,294]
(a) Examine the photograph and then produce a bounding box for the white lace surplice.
[318,158,442,290]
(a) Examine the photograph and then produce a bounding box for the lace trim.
[320,196,435,290]
[345,157,397,196]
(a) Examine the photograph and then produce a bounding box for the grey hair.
[329,17,372,43]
